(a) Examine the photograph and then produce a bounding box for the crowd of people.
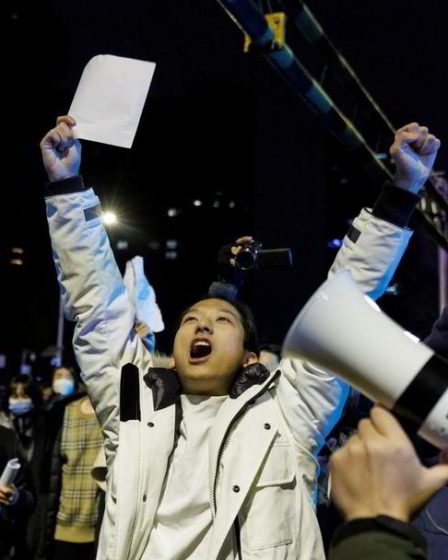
[0,116,447,560]
[0,365,104,560]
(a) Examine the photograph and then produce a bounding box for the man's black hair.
[177,295,260,356]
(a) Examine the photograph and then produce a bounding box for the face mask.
[9,398,34,416]
[52,378,75,396]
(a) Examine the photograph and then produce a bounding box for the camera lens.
[235,249,256,271]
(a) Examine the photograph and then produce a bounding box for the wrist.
[345,507,410,523]
[45,175,85,196]
[48,170,77,182]
[393,174,425,194]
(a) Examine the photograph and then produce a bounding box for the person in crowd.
[0,425,35,560]
[0,376,42,461]
[50,395,103,560]
[40,114,439,559]
[315,303,448,556]
[43,366,78,409]
[26,366,86,560]
[328,406,448,560]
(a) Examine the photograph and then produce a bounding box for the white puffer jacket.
[46,186,412,560]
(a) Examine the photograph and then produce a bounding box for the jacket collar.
[144,362,271,411]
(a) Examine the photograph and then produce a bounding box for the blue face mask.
[52,378,75,397]
[9,398,34,416]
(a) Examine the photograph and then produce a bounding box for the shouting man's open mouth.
[189,338,213,363]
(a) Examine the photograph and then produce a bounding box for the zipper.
[212,369,280,514]
[212,410,245,513]
[234,515,242,559]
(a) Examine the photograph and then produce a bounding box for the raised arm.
[330,123,441,299]
[277,124,441,455]
[41,116,146,456]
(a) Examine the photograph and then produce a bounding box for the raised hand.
[390,123,441,193]
[40,115,81,182]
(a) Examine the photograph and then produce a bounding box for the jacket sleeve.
[46,185,149,459]
[328,208,412,299]
[328,517,427,560]
[424,306,448,361]
[276,208,413,454]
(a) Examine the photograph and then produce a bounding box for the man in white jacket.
[41,116,439,560]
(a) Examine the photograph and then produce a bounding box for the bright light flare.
[102,211,118,226]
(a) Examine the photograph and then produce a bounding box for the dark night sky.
[2,1,447,376]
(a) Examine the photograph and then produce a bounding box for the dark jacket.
[425,306,448,361]
[0,426,35,560]
[328,516,427,560]
[410,306,448,560]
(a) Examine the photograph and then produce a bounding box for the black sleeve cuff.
[45,175,86,197]
[331,515,427,550]
[371,182,421,228]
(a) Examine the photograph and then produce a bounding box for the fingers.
[422,463,448,498]
[393,122,441,154]
[41,119,76,152]
[357,416,381,443]
[394,122,421,146]
[56,115,77,128]
[235,236,253,245]
[135,322,151,338]
[0,485,13,502]
[368,406,409,440]
[231,236,253,256]
[333,432,366,463]
[396,122,420,135]
[411,126,428,150]
[420,134,441,155]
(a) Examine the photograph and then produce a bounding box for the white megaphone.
[282,269,448,449]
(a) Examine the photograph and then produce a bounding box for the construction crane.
[217,0,448,308]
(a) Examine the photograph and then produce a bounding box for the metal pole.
[217,0,391,181]
[216,0,448,250]
[438,248,448,312]
[55,293,64,367]
[287,0,396,133]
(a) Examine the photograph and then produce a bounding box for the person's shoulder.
[0,424,15,437]
[66,394,85,410]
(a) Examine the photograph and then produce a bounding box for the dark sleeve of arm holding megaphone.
[424,306,448,361]
[328,516,427,560]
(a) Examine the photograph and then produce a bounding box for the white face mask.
[52,378,75,396]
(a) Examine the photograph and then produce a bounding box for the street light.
[102,211,118,225]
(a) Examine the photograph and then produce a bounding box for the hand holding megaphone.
[282,270,448,449]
